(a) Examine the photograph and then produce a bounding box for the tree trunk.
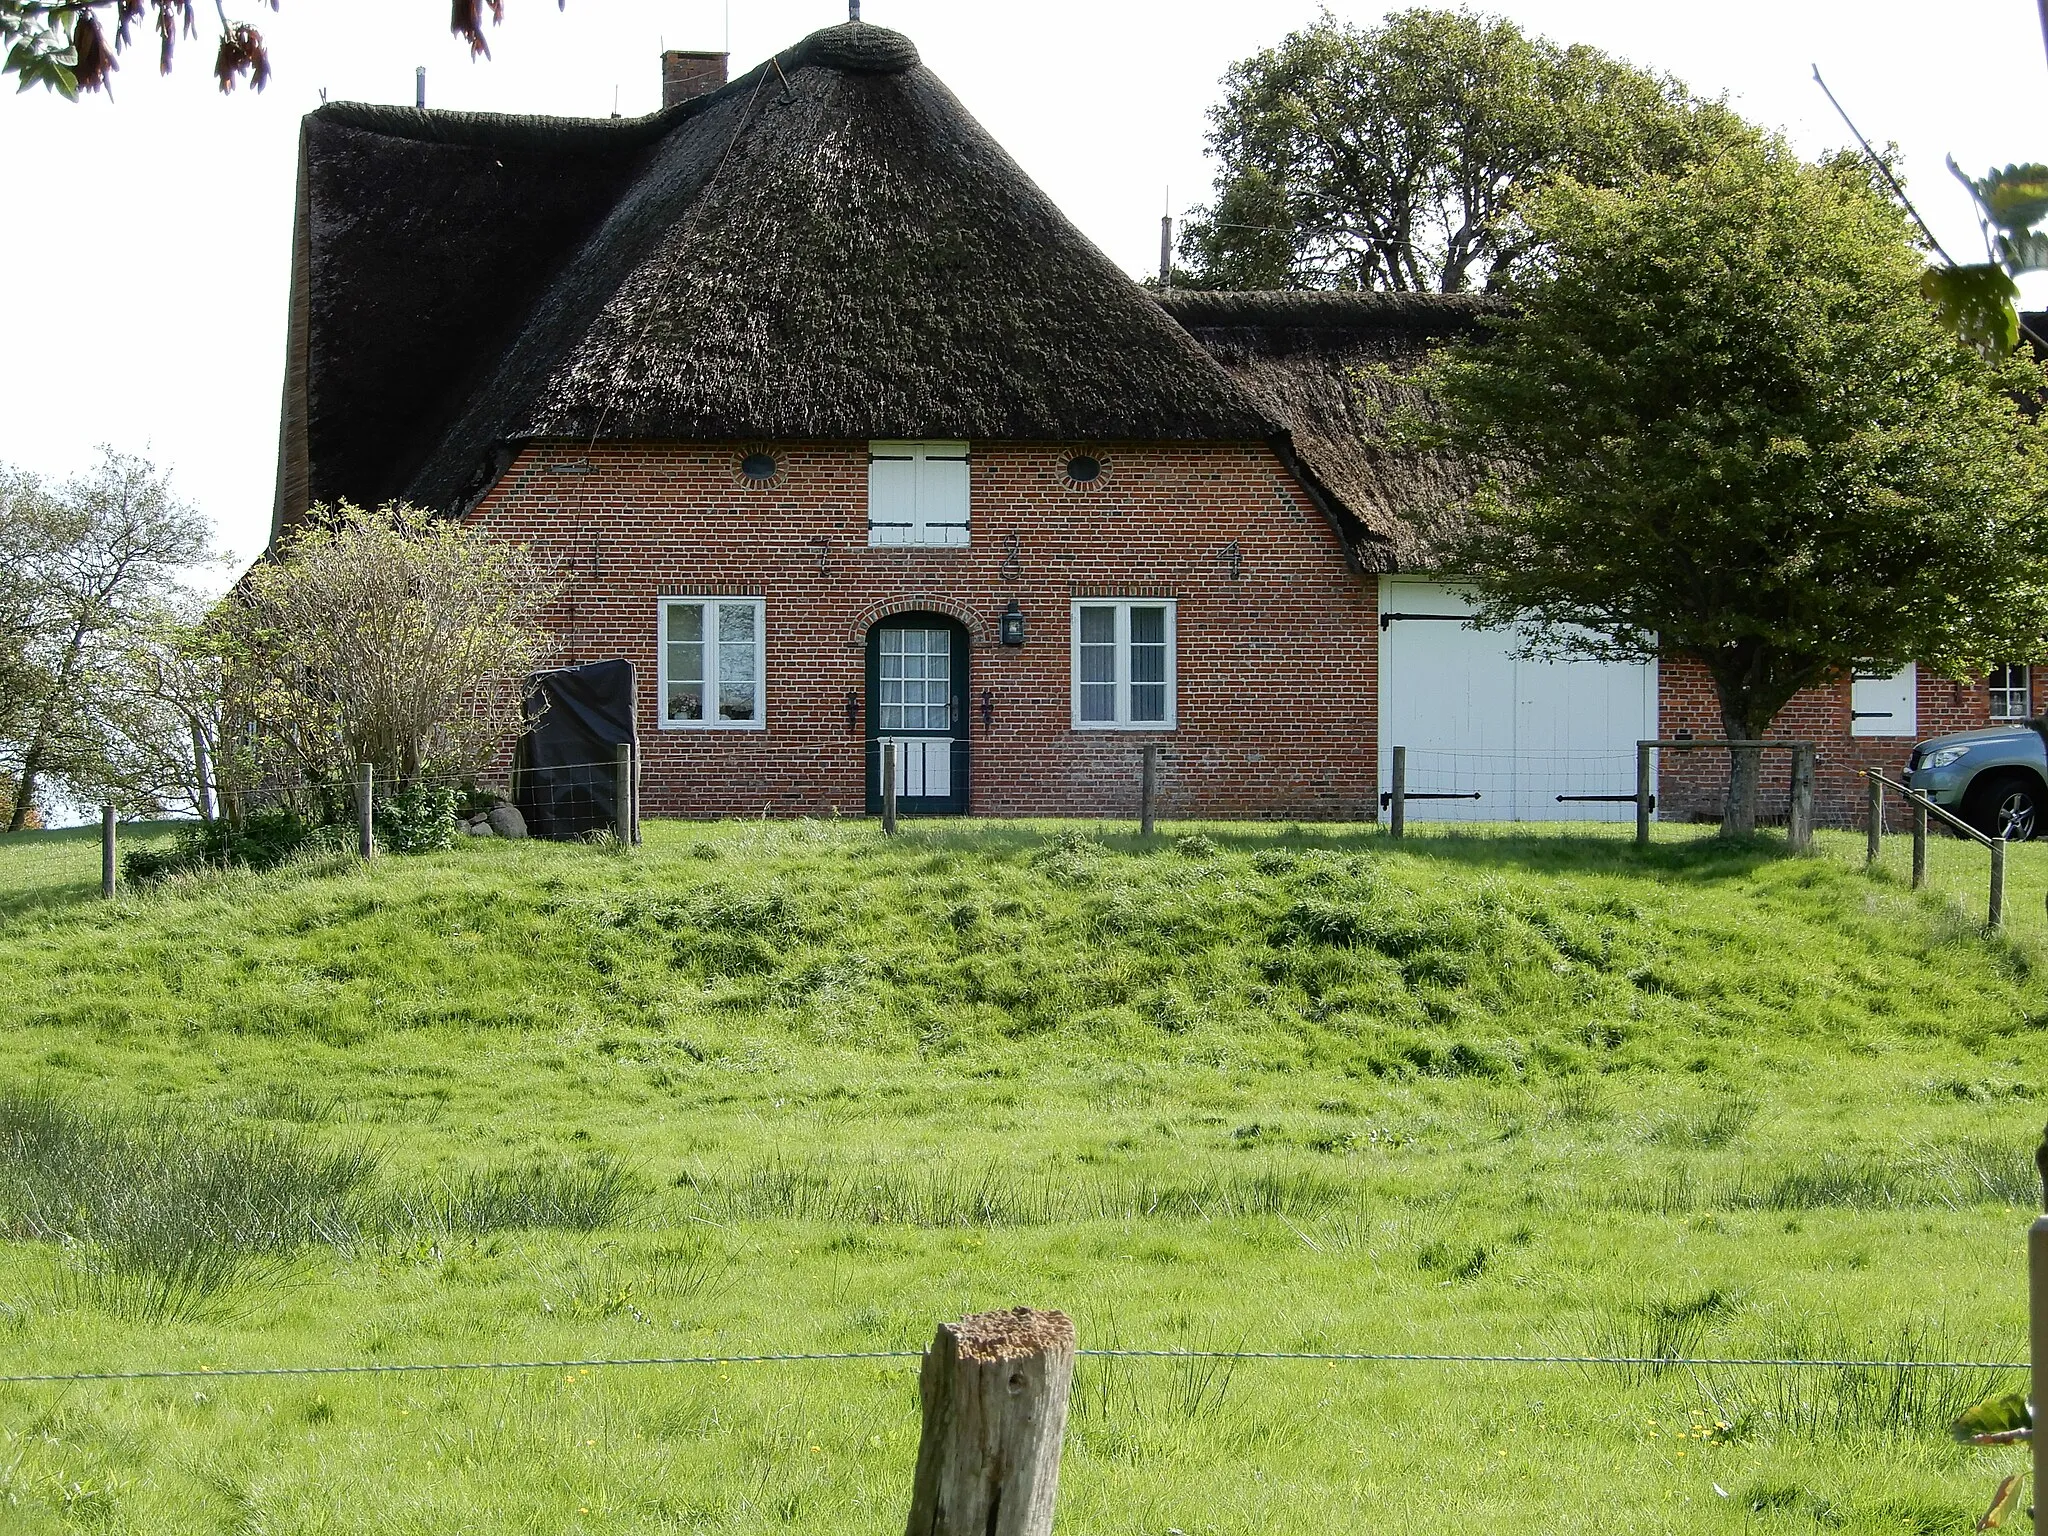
[1719,700,1764,838]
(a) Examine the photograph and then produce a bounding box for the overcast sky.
[4,0,2045,568]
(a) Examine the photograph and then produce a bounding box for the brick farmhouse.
[270,19,2041,828]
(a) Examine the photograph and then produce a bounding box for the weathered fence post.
[356,763,375,861]
[1787,745,1815,853]
[614,742,637,844]
[904,1307,1075,1536]
[1635,741,1653,848]
[1139,743,1157,836]
[1866,774,1883,865]
[2030,1125,2046,1529]
[1912,801,1927,890]
[882,741,898,836]
[99,805,116,899]
[1990,837,2006,930]
[1389,746,1406,840]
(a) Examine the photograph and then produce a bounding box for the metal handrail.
[1866,768,1996,849]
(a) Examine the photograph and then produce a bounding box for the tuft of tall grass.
[0,1089,379,1320]
[1702,1327,2024,1442]
[688,1157,1351,1228]
[1581,1287,1741,1384]
[397,1154,645,1236]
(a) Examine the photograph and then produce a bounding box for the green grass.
[0,815,2039,1534]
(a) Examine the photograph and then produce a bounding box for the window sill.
[1071,722,1177,733]
[658,721,767,732]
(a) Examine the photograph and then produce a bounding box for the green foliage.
[121,808,313,884]
[375,781,459,855]
[1418,140,2048,829]
[1962,163,2048,235]
[0,818,2039,1530]
[1182,8,1749,292]
[1919,264,2021,354]
[1951,1390,2032,1444]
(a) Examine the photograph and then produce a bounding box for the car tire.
[1964,771,2042,842]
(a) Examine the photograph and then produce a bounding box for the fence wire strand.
[0,1347,2024,1386]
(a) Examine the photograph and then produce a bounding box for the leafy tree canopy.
[2,0,538,99]
[1177,7,1750,293]
[1414,139,2048,833]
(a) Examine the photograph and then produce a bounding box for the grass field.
[0,815,2040,1534]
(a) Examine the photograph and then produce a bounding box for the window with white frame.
[1071,600,1175,729]
[877,628,954,732]
[868,441,970,547]
[1990,663,2031,720]
[659,598,764,728]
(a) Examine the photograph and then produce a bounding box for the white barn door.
[1378,579,1657,821]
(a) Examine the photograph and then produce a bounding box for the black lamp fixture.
[980,688,994,730]
[844,689,860,731]
[999,600,1026,647]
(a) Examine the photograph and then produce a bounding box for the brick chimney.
[661,50,727,109]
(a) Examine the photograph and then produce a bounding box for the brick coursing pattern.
[467,440,1379,820]
[1655,659,2045,829]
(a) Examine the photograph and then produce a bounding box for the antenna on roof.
[415,66,425,110]
[849,0,860,20]
[1160,186,1173,289]
[611,84,621,118]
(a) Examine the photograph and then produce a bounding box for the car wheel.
[1964,771,2042,842]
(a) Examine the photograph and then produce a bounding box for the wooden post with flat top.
[99,805,116,899]
[1635,741,1653,848]
[1990,837,2006,930]
[1912,802,1927,890]
[1140,743,1157,836]
[1866,775,1882,865]
[1787,745,1814,852]
[904,1307,1075,1536]
[356,763,375,860]
[1389,746,1406,840]
[882,741,898,836]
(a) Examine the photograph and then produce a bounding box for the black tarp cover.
[516,659,637,840]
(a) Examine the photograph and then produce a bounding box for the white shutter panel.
[868,445,917,547]
[1851,663,1916,738]
[918,442,970,547]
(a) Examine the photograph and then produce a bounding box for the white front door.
[878,737,953,798]
[1378,579,1657,821]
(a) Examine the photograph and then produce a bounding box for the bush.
[376,782,459,854]
[122,809,314,885]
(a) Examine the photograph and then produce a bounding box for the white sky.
[3,0,2045,569]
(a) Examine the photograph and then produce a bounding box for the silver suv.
[1904,721,2048,840]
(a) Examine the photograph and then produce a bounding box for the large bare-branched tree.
[224,502,560,800]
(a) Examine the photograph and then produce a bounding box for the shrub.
[375,782,459,854]
[122,808,314,884]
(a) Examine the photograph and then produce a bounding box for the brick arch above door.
[846,596,990,649]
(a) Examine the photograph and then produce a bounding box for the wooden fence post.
[2029,1124,2046,1531]
[356,763,375,861]
[1866,775,1883,865]
[1786,745,1814,853]
[1389,746,1406,840]
[1635,741,1653,848]
[1912,802,1927,890]
[883,741,898,837]
[904,1307,1075,1536]
[100,805,116,899]
[1990,837,2006,930]
[1140,744,1157,836]
[614,742,636,844]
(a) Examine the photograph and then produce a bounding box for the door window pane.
[880,627,952,731]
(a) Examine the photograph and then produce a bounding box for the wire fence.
[1388,747,1648,825]
[0,1345,2024,1386]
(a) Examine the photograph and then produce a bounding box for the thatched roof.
[273,21,1273,536]
[1154,291,1498,573]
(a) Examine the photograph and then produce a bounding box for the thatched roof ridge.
[275,21,1274,535]
[1156,290,1498,573]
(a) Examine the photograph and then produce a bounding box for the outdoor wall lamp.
[845,689,860,731]
[999,600,1026,647]
[980,688,995,730]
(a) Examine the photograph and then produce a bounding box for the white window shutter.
[917,443,971,547]
[1851,663,1917,738]
[869,445,917,547]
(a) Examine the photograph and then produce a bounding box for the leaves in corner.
[1919,264,2020,355]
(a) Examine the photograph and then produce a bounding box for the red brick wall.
[1655,659,2042,828]
[466,440,1378,820]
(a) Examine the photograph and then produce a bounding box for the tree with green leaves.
[2,0,535,99]
[1415,139,2048,835]
[221,502,560,801]
[1177,8,1748,293]
[2,451,219,831]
